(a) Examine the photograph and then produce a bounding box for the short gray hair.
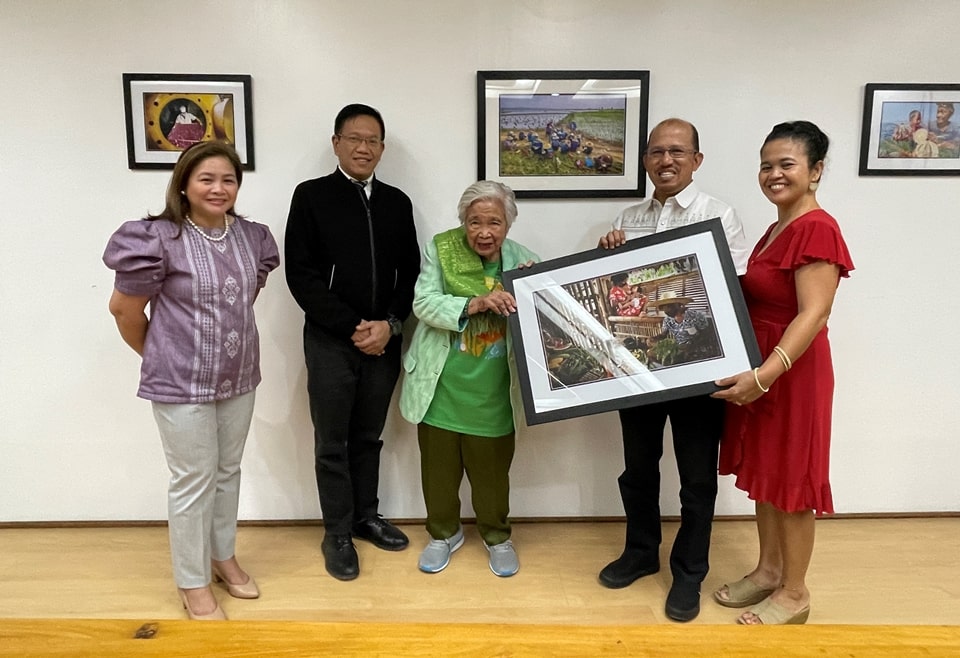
[457,181,518,228]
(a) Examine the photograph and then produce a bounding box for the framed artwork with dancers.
[859,83,960,176]
[502,219,760,426]
[477,70,649,198]
[122,73,254,170]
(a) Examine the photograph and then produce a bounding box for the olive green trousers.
[417,423,515,546]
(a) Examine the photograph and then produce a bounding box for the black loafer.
[665,581,701,622]
[598,552,660,589]
[321,533,359,581]
[352,516,409,551]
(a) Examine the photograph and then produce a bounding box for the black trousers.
[617,394,725,585]
[303,324,400,536]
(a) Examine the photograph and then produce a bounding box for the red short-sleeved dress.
[719,209,854,515]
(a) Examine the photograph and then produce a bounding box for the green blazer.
[399,233,540,429]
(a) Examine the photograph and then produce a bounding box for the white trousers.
[152,391,255,588]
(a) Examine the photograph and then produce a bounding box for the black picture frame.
[477,70,650,198]
[503,219,760,426]
[859,83,960,176]
[122,73,255,170]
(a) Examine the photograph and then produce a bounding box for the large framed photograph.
[122,73,254,170]
[859,83,960,176]
[503,219,760,425]
[477,70,649,198]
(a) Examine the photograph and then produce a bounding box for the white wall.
[1,0,957,522]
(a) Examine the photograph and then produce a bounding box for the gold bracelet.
[753,367,770,393]
[772,345,792,370]
[772,350,789,371]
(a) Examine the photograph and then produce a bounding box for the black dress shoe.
[598,551,660,589]
[352,516,409,551]
[321,533,359,581]
[665,581,701,622]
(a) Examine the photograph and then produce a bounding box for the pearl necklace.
[184,214,231,242]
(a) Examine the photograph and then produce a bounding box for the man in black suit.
[285,104,420,580]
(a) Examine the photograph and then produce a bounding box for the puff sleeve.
[102,220,167,296]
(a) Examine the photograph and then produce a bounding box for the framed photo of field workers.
[123,73,255,170]
[859,83,960,176]
[477,70,649,198]
[502,219,760,426]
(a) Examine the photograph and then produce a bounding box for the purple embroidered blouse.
[103,217,279,403]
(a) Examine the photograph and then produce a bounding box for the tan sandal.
[713,576,775,608]
[737,599,810,625]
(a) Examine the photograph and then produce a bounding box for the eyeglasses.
[644,147,697,160]
[336,134,383,149]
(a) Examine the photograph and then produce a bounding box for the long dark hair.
[147,141,244,235]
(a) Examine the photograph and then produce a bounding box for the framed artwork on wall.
[859,83,960,176]
[122,73,254,170]
[502,219,759,426]
[477,70,649,198]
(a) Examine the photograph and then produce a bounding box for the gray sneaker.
[418,526,464,573]
[485,539,519,577]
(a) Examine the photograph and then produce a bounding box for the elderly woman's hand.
[469,290,518,317]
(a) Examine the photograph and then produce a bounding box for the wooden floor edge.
[0,619,958,658]
[1,511,958,529]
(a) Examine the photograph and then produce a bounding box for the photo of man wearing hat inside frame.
[642,290,721,367]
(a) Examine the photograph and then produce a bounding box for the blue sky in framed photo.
[879,101,939,135]
[499,93,625,114]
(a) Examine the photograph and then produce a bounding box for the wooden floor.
[2,619,959,657]
[1,518,958,655]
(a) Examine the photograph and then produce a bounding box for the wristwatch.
[386,316,403,336]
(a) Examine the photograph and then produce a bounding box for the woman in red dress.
[608,272,647,316]
[710,121,854,625]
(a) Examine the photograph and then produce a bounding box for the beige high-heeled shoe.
[212,564,260,599]
[177,588,227,620]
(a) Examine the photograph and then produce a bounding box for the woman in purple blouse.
[103,142,279,620]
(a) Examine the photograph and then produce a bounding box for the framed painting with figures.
[859,83,960,176]
[123,73,254,170]
[477,70,649,198]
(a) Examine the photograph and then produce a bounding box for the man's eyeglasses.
[644,147,696,160]
[337,134,383,149]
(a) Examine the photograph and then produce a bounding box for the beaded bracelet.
[772,345,793,371]
[753,367,770,393]
[459,297,475,324]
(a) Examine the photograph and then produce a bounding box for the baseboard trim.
[1,510,957,529]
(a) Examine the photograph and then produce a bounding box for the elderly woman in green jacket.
[399,181,538,578]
